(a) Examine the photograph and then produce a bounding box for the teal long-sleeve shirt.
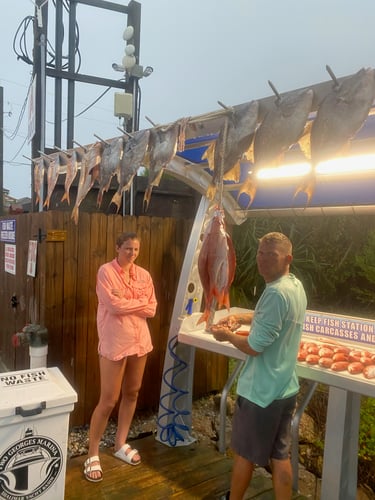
[237,273,307,408]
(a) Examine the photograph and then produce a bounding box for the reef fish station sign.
[303,310,375,347]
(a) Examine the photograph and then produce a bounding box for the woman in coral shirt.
[84,232,157,482]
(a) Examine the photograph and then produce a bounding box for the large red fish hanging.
[197,208,236,327]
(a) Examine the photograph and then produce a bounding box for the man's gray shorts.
[231,394,297,466]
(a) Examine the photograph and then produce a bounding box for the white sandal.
[113,443,141,465]
[84,455,103,482]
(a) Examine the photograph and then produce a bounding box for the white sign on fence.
[27,240,38,277]
[4,244,16,275]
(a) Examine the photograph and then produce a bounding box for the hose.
[157,335,191,446]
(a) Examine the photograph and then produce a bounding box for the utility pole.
[0,86,3,215]
[31,0,48,211]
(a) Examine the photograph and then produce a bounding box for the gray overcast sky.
[1,0,375,199]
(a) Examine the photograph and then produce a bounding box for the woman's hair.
[116,232,139,247]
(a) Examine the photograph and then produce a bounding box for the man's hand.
[210,324,232,342]
[216,315,241,332]
[211,321,259,357]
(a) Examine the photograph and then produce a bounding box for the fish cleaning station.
[33,65,375,499]
[153,67,375,500]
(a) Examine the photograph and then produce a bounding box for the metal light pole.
[112,1,153,215]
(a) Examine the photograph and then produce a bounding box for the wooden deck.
[64,435,310,499]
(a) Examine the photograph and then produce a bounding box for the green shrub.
[359,397,375,462]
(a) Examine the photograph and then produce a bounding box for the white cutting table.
[178,308,375,500]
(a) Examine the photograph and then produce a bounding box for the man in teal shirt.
[212,232,307,500]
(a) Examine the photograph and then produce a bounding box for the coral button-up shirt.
[96,258,157,361]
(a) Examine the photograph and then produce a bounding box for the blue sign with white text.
[0,219,16,243]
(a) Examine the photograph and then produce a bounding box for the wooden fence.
[0,211,227,426]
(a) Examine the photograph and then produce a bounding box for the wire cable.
[74,86,113,118]
[3,76,34,141]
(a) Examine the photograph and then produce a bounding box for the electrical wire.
[7,135,29,164]
[13,2,82,72]
[13,16,34,65]
[3,76,34,141]
[74,86,113,118]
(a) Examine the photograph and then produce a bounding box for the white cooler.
[0,367,77,500]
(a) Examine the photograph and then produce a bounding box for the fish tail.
[196,308,210,326]
[222,291,231,311]
[97,190,103,208]
[110,192,122,213]
[224,162,241,182]
[298,121,312,159]
[143,186,153,212]
[201,142,215,170]
[61,191,70,205]
[237,177,257,208]
[206,184,217,201]
[71,206,79,225]
[294,172,316,205]
[213,287,229,310]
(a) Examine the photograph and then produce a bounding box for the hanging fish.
[33,156,48,206]
[43,152,67,209]
[238,85,313,206]
[97,136,124,208]
[203,100,259,201]
[110,129,150,212]
[71,142,102,224]
[197,208,236,327]
[143,119,185,212]
[295,66,375,202]
[61,148,83,205]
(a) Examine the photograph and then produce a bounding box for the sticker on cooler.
[0,426,63,499]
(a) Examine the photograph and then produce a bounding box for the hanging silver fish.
[97,136,124,208]
[203,100,259,201]
[43,152,67,209]
[33,156,48,206]
[295,66,375,202]
[61,148,83,205]
[71,142,102,224]
[239,86,313,205]
[143,118,188,211]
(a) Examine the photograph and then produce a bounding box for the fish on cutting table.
[197,208,236,327]
[143,119,183,211]
[110,129,150,212]
[71,142,102,224]
[97,136,124,208]
[203,100,259,201]
[295,66,375,202]
[43,151,68,209]
[33,156,48,206]
[238,86,313,206]
[61,148,83,205]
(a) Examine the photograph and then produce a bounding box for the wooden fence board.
[73,211,92,425]
[44,211,65,367]
[62,211,79,384]
[84,213,108,422]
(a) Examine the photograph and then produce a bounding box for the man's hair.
[116,232,139,247]
[259,232,292,254]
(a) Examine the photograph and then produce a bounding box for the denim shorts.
[231,394,297,466]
